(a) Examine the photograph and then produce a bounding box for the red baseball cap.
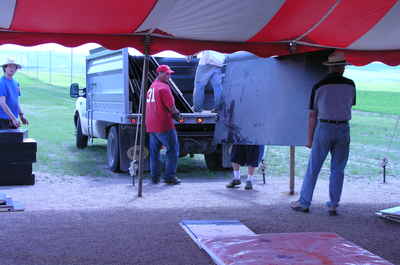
[156,64,174,74]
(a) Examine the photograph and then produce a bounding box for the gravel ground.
[1,172,399,211]
[0,173,399,265]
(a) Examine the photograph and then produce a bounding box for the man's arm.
[0,96,20,128]
[160,88,181,121]
[306,110,317,148]
[16,84,28,125]
[18,104,29,125]
[170,105,181,122]
[306,84,319,148]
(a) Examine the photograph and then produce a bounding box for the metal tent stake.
[381,157,388,184]
[260,159,266,184]
[137,36,151,197]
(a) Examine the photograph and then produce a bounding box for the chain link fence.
[0,48,86,88]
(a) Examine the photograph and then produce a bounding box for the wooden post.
[289,146,295,195]
[138,36,151,197]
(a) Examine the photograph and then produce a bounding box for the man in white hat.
[0,58,28,129]
[291,51,356,216]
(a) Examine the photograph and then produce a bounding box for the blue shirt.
[0,76,20,119]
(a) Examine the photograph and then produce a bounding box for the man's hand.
[11,118,20,128]
[172,112,182,122]
[170,105,181,122]
[20,114,29,125]
[305,141,312,149]
[185,55,193,63]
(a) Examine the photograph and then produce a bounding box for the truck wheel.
[76,117,88,149]
[204,151,224,171]
[107,126,120,172]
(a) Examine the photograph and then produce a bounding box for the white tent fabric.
[0,0,16,29]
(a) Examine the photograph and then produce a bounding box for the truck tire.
[76,117,88,149]
[204,151,224,171]
[107,126,120,172]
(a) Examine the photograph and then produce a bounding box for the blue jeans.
[149,129,179,181]
[193,64,223,111]
[299,122,350,208]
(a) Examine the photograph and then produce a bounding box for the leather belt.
[319,119,348,124]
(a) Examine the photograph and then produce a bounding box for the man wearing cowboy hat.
[291,51,356,216]
[0,58,29,129]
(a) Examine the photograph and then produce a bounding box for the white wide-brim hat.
[2,58,22,69]
[323,51,350,66]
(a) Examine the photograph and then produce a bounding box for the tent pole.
[137,36,151,197]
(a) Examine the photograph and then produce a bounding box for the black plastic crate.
[0,129,28,144]
[0,138,37,163]
[0,138,37,152]
[0,163,35,186]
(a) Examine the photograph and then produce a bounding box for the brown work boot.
[164,177,181,185]
[290,200,310,213]
[328,205,338,216]
[226,179,241,188]
[244,181,253,190]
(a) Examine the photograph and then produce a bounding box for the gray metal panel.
[123,49,130,122]
[214,51,328,146]
[86,49,130,124]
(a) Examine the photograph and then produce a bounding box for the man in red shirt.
[146,64,181,185]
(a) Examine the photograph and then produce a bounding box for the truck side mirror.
[70,83,79,98]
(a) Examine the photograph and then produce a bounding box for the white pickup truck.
[70,48,230,173]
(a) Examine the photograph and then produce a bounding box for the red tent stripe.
[302,0,397,48]
[248,0,336,42]
[0,31,146,50]
[11,0,157,34]
[1,30,400,66]
[345,50,400,67]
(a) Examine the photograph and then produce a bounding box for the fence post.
[49,50,52,84]
[70,48,73,85]
[36,52,39,79]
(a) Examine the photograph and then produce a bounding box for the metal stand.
[381,157,388,184]
[289,146,295,195]
[137,36,151,197]
[260,159,266,184]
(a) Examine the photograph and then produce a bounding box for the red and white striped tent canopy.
[1,0,400,65]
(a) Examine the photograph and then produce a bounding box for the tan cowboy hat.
[2,58,22,69]
[323,51,349,66]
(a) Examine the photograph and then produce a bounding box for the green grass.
[16,72,111,177]
[263,111,400,182]
[21,70,85,88]
[354,90,400,115]
[15,71,400,181]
